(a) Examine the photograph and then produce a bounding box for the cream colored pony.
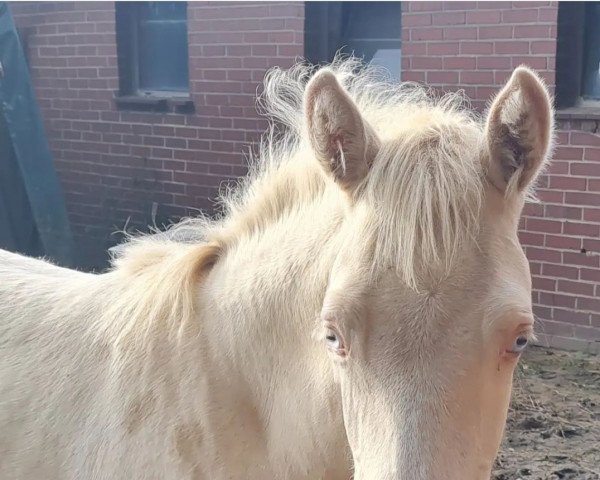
[0,59,553,480]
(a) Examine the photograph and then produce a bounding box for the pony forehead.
[364,111,484,289]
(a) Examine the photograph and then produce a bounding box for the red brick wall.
[401,1,557,109]
[537,121,600,352]
[9,1,600,351]
[10,1,304,267]
[402,1,600,353]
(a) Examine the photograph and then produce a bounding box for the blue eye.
[325,328,341,350]
[324,325,347,356]
[510,335,529,354]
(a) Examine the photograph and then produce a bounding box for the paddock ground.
[493,347,600,480]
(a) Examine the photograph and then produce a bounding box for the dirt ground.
[493,346,600,480]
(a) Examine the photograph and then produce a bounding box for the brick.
[476,1,512,9]
[570,162,600,177]
[553,307,592,326]
[583,208,600,222]
[443,1,477,10]
[539,293,577,309]
[555,131,570,144]
[443,26,478,40]
[407,1,444,12]
[477,85,498,99]
[532,275,556,292]
[538,319,574,337]
[578,297,600,313]
[402,13,432,27]
[529,40,555,55]
[444,57,477,69]
[526,218,562,234]
[563,251,600,268]
[554,147,583,162]
[565,192,600,206]
[518,231,544,246]
[582,237,600,253]
[544,205,582,221]
[478,25,513,40]
[573,326,600,342]
[402,71,426,83]
[277,45,301,57]
[571,133,600,147]
[460,41,493,54]
[549,175,587,191]
[412,57,444,69]
[526,247,562,263]
[542,263,579,280]
[525,205,547,221]
[427,42,460,55]
[583,147,600,161]
[588,179,600,194]
[538,6,558,22]
[502,9,538,23]
[558,279,595,296]
[494,41,530,55]
[514,25,551,38]
[432,11,466,25]
[476,56,512,70]
[533,305,553,320]
[466,10,501,24]
[512,56,547,70]
[401,42,427,56]
[563,221,600,238]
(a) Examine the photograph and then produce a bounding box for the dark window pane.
[343,2,401,39]
[582,3,600,100]
[340,2,402,80]
[138,2,188,92]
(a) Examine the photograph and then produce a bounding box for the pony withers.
[0,58,553,479]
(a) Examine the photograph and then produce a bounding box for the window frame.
[115,2,193,112]
[555,1,600,116]
[304,1,402,78]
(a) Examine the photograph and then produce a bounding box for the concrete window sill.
[114,95,195,114]
[556,106,600,121]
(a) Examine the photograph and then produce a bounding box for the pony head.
[301,61,552,479]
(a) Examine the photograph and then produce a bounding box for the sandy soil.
[493,346,600,480]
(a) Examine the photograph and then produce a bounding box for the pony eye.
[509,335,529,354]
[325,329,341,348]
[324,326,346,356]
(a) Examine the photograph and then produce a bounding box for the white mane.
[124,58,484,279]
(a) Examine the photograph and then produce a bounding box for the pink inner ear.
[304,69,380,192]
[330,134,346,175]
[485,66,553,194]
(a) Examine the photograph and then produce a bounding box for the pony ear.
[304,69,380,192]
[485,66,554,195]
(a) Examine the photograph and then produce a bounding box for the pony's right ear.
[304,69,380,192]
[485,66,554,195]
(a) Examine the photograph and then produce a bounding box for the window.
[556,2,600,109]
[116,2,189,98]
[305,2,402,80]
[582,3,600,100]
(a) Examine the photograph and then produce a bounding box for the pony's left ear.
[485,66,554,195]
[304,69,380,192]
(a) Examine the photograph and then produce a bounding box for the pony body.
[0,59,553,480]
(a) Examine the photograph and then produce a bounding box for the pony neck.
[195,178,351,476]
